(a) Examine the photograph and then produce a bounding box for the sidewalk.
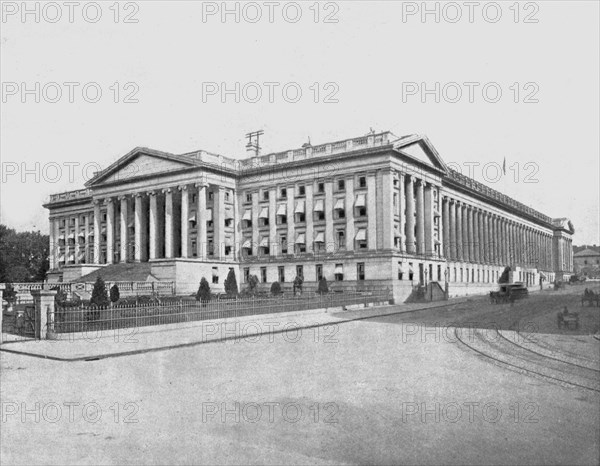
[0,298,468,362]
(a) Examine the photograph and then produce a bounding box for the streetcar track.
[454,326,600,393]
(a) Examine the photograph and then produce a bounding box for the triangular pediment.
[86,148,198,187]
[393,136,447,173]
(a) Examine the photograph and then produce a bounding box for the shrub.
[196,277,211,302]
[110,284,120,303]
[2,283,17,303]
[499,266,511,284]
[293,275,304,295]
[51,286,68,306]
[224,269,238,297]
[317,277,329,295]
[270,281,282,296]
[90,276,110,307]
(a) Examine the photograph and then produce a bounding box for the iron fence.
[53,289,392,334]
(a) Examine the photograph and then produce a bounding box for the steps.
[75,262,156,283]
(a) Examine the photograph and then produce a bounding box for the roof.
[74,262,156,283]
[574,248,600,257]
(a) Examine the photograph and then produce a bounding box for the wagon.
[557,311,579,330]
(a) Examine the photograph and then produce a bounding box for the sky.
[1,1,599,245]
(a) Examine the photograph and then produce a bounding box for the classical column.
[382,170,394,250]
[269,187,278,256]
[252,190,260,257]
[214,187,226,259]
[286,186,296,255]
[149,191,158,260]
[448,199,457,261]
[467,206,474,262]
[367,173,377,250]
[196,183,208,260]
[179,185,189,259]
[325,181,334,249]
[74,214,80,264]
[476,210,484,264]
[163,188,174,259]
[105,198,114,264]
[442,197,450,259]
[456,201,463,261]
[424,182,434,256]
[398,173,406,253]
[486,213,492,264]
[119,196,128,262]
[134,193,143,262]
[49,218,56,269]
[345,175,355,251]
[405,176,416,254]
[93,200,101,264]
[461,204,469,262]
[415,179,425,255]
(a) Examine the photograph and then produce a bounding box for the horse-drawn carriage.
[581,288,600,307]
[557,307,580,330]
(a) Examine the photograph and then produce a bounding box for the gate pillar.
[31,290,57,340]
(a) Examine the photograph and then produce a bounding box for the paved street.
[1,285,599,465]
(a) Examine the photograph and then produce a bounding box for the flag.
[502,157,506,175]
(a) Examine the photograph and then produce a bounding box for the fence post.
[31,289,57,340]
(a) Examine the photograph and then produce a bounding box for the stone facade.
[44,132,575,300]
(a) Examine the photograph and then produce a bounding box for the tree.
[293,275,304,295]
[247,274,259,293]
[51,286,68,306]
[270,281,282,296]
[110,284,120,303]
[90,276,109,307]
[499,266,511,284]
[224,269,238,297]
[2,282,17,304]
[317,277,329,295]
[0,225,50,282]
[196,277,211,303]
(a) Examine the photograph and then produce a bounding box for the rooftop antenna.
[245,130,264,156]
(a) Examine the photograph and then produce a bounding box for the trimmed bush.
[270,281,282,296]
[224,269,238,297]
[196,277,211,303]
[499,266,511,284]
[317,278,329,295]
[90,276,110,307]
[110,284,120,303]
[293,275,304,295]
[2,283,17,303]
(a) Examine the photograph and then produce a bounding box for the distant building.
[43,131,575,301]
[574,248,600,277]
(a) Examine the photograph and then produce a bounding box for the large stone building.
[44,131,574,301]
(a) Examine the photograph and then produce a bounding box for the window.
[207,221,213,228]
[359,176,366,188]
[295,213,306,223]
[225,191,230,201]
[280,188,287,199]
[259,217,269,227]
[337,230,345,250]
[191,240,197,257]
[243,268,250,283]
[277,215,287,225]
[357,262,365,281]
[192,193,197,203]
[334,264,344,281]
[280,235,287,254]
[263,190,269,201]
[225,219,232,227]
[260,267,267,283]
[208,191,214,200]
[278,266,285,282]
[408,263,414,281]
[295,243,306,254]
[334,209,345,220]
[224,245,231,256]
[208,240,214,256]
[80,215,86,224]
[298,185,306,196]
[212,267,219,284]
[393,193,398,207]
[296,265,304,279]
[356,207,366,217]
[101,214,106,222]
[316,264,323,281]
[315,211,325,221]
[438,265,442,281]
[246,193,252,203]
[317,182,325,193]
[398,262,404,280]
[338,180,345,191]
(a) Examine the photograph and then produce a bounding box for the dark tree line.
[0,225,49,282]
